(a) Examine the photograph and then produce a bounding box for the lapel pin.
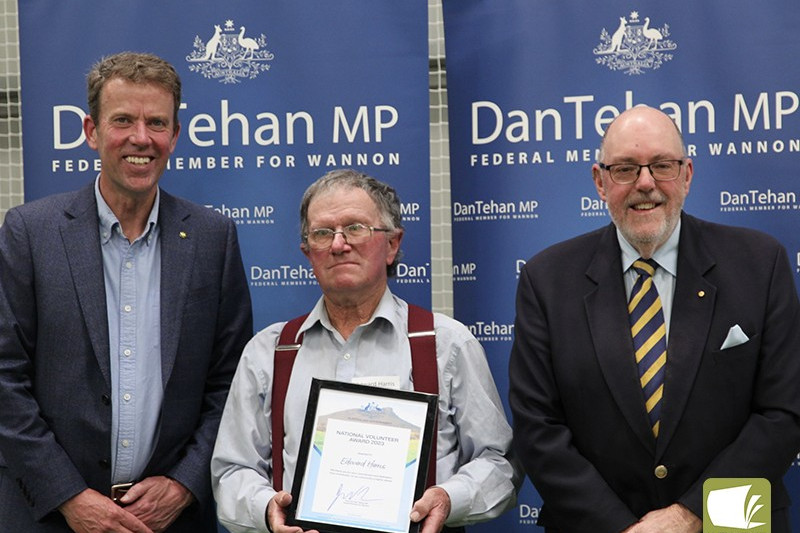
[697,290,705,298]
[179,231,187,239]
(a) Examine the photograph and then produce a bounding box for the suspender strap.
[407,303,438,488]
[271,305,438,491]
[271,313,308,492]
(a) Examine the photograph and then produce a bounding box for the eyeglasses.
[598,159,685,184]
[304,223,392,250]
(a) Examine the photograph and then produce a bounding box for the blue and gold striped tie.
[628,258,667,438]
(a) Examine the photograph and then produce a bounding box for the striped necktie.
[628,258,667,438]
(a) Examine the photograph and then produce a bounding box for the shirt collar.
[95,175,160,245]
[300,286,397,338]
[617,218,680,277]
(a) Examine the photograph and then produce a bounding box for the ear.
[83,115,98,150]
[682,158,693,195]
[169,122,181,154]
[592,164,609,202]
[386,229,404,266]
[300,242,311,260]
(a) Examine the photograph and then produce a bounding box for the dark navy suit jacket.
[509,213,800,533]
[0,182,253,531]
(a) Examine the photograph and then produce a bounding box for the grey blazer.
[0,182,253,531]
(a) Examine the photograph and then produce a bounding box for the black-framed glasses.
[598,159,685,184]
[304,223,392,250]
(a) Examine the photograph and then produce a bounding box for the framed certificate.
[288,378,438,533]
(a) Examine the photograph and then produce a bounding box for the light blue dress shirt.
[618,219,680,342]
[211,288,520,533]
[95,179,163,484]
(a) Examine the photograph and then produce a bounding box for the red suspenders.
[406,304,439,489]
[270,313,308,493]
[270,304,438,492]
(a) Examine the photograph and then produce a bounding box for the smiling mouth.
[631,202,658,210]
[125,156,152,165]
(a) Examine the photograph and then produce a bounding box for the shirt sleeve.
[211,324,283,533]
[432,314,523,526]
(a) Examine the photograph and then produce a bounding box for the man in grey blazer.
[0,52,253,532]
[510,106,800,532]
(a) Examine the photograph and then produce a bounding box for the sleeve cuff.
[434,479,471,524]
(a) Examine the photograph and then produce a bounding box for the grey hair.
[300,169,404,277]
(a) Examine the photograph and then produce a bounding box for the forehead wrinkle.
[307,190,381,229]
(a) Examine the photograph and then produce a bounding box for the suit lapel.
[60,184,111,386]
[157,191,195,389]
[585,225,656,453]
[656,214,716,455]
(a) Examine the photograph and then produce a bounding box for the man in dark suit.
[0,52,253,532]
[509,106,800,533]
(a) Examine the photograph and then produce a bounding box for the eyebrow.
[609,153,681,163]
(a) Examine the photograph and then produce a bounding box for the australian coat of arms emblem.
[593,12,677,75]
[187,20,275,83]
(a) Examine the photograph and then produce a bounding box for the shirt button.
[123,305,132,312]
[123,349,132,357]
[343,353,351,360]
[123,393,132,402]
[125,261,133,269]
[654,465,668,479]
[121,439,130,448]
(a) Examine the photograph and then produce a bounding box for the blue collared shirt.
[618,219,680,342]
[95,179,163,484]
[211,288,521,532]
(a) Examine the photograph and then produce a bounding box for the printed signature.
[327,483,382,511]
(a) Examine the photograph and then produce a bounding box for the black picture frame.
[287,378,438,533]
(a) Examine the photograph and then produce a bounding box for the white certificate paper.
[291,380,436,533]
[312,418,409,519]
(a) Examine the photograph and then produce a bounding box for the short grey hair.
[300,169,404,277]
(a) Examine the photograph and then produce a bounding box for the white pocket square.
[720,324,749,350]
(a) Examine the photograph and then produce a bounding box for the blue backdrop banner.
[19,0,431,335]
[443,1,800,531]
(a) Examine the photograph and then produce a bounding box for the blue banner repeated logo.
[593,11,678,75]
[443,1,800,531]
[187,20,275,83]
[20,0,431,335]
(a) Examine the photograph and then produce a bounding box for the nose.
[329,231,351,252]
[635,166,657,188]
[129,121,151,145]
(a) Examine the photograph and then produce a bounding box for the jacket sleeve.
[676,243,800,516]
[509,265,639,533]
[0,207,90,519]
[162,216,254,506]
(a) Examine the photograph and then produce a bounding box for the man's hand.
[622,503,701,533]
[118,476,194,533]
[265,491,319,533]
[59,488,153,533]
[410,486,451,533]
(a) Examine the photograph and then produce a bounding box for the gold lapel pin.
[697,290,705,298]
[179,231,187,239]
